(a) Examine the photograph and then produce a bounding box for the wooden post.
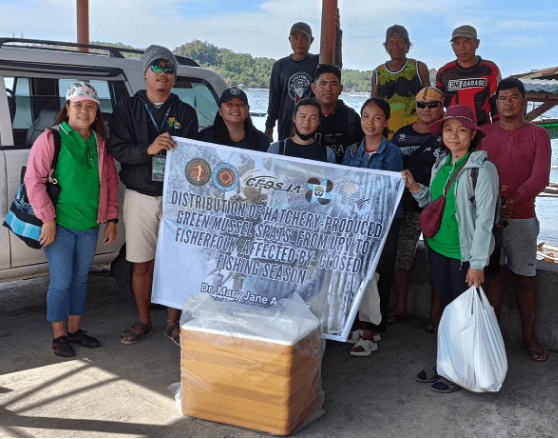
[319,0,337,65]
[77,0,89,52]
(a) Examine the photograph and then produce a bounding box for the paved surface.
[0,271,557,438]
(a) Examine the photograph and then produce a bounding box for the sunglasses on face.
[416,101,442,109]
[150,64,176,74]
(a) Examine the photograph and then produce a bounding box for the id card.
[152,156,166,182]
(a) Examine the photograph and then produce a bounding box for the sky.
[1,0,557,78]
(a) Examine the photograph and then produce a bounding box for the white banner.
[152,138,404,341]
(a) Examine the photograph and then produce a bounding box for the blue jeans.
[44,225,99,322]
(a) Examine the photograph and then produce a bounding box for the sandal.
[120,323,153,345]
[165,320,180,346]
[430,377,461,393]
[52,336,75,358]
[346,329,362,344]
[523,345,547,362]
[386,313,411,324]
[426,319,439,334]
[416,366,440,383]
[350,339,378,357]
[68,329,101,348]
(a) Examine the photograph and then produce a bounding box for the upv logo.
[305,178,333,205]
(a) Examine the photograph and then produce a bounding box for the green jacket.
[413,150,499,270]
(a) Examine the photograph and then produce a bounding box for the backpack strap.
[46,127,62,182]
[468,167,478,209]
[280,139,288,155]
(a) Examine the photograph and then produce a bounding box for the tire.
[110,244,135,303]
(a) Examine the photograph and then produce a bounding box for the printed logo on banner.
[337,181,370,211]
[305,178,333,205]
[242,172,304,194]
[213,163,240,191]
[185,158,211,186]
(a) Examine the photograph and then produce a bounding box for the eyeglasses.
[150,64,176,74]
[416,101,442,109]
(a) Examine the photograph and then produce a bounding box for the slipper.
[68,329,101,348]
[416,366,440,383]
[523,345,547,362]
[52,336,75,358]
[430,377,461,393]
[350,339,378,357]
[386,313,411,324]
[372,333,382,342]
[165,322,180,347]
[120,323,153,345]
[426,319,439,334]
[346,329,363,344]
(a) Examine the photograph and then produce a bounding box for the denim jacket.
[343,136,404,217]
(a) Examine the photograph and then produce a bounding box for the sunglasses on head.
[150,64,176,74]
[416,101,442,109]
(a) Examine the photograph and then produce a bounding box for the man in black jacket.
[108,45,198,346]
[312,64,363,164]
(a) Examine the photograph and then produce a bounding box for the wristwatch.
[107,219,119,224]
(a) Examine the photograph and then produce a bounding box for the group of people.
[24,20,551,397]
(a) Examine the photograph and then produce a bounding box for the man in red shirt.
[480,77,551,362]
[436,25,501,126]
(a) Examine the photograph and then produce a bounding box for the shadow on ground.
[0,272,557,437]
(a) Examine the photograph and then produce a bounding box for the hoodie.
[108,90,198,196]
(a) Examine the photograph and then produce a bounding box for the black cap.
[219,87,248,105]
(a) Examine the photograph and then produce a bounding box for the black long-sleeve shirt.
[266,29,343,141]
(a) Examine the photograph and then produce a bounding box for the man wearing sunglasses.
[109,45,198,347]
[388,87,445,329]
[436,25,501,126]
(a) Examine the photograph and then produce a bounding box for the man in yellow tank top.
[371,25,431,139]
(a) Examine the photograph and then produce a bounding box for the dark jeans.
[427,247,470,310]
[353,217,402,333]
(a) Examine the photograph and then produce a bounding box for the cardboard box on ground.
[179,293,325,436]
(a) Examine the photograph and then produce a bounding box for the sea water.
[246,88,558,247]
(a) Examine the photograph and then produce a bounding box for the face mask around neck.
[294,127,315,141]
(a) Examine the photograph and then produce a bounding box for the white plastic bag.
[437,286,508,392]
[358,272,381,325]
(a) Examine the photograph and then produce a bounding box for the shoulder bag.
[3,127,62,249]
[419,158,468,238]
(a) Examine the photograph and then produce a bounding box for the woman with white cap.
[25,82,119,358]
[402,105,499,392]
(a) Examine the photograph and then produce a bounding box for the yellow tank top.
[375,59,423,139]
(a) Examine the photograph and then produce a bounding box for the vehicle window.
[5,76,126,148]
[172,78,219,131]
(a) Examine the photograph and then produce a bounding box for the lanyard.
[145,104,171,134]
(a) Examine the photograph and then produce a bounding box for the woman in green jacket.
[402,105,499,393]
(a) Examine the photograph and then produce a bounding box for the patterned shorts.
[394,211,422,273]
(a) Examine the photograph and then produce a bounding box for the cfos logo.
[213,163,240,191]
[244,175,302,193]
[305,178,333,205]
[185,158,211,186]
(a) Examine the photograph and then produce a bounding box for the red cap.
[429,105,484,136]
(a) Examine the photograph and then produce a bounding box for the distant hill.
[93,40,436,92]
